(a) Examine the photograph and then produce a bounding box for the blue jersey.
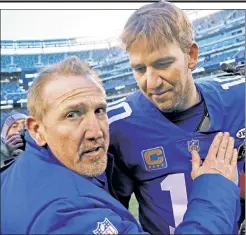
[108,75,245,234]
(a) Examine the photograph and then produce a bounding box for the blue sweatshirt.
[1,132,240,234]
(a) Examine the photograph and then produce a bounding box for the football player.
[108,1,245,234]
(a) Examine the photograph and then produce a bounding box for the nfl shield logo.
[187,139,200,152]
[93,218,118,235]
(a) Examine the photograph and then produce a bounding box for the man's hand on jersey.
[5,132,24,155]
[191,132,238,182]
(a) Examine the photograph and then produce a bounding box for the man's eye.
[134,66,146,73]
[95,107,106,114]
[66,111,81,119]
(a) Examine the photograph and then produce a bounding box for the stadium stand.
[1,9,245,120]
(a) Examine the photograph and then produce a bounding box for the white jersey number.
[160,173,188,234]
[107,101,132,124]
[214,76,245,90]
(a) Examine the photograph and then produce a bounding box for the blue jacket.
[1,132,240,234]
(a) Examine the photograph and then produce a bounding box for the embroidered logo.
[93,218,118,235]
[187,139,200,152]
[142,146,167,171]
[236,128,245,139]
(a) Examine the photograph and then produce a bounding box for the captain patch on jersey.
[142,146,167,171]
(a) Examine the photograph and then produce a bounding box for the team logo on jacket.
[236,128,245,139]
[238,143,245,160]
[142,146,167,171]
[187,139,200,152]
[93,218,118,234]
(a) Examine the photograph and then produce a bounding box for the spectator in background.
[1,112,27,159]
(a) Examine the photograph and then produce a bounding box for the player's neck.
[181,82,200,111]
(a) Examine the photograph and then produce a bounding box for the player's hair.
[120,1,194,53]
[27,56,105,121]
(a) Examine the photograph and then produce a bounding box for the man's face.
[40,75,109,177]
[7,119,25,137]
[128,39,192,113]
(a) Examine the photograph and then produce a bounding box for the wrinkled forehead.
[128,38,180,65]
[43,75,106,111]
[128,35,173,55]
[61,91,106,104]
[57,91,107,115]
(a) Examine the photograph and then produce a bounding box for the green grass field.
[129,194,139,220]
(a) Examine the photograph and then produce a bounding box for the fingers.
[5,134,24,152]
[196,132,238,183]
[224,137,235,164]
[231,148,238,168]
[206,132,223,160]
[6,133,21,141]
[191,150,201,178]
[217,132,230,160]
[13,143,24,149]
[6,132,20,140]
[5,136,23,146]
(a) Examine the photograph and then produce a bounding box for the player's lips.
[80,145,105,158]
[150,89,172,98]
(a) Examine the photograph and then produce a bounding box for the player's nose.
[146,68,162,90]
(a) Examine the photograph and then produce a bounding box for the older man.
[1,57,240,234]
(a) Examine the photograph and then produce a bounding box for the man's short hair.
[120,1,194,53]
[27,56,105,121]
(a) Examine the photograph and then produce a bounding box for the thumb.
[191,150,201,177]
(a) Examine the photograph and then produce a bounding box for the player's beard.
[175,80,190,112]
[172,67,194,112]
[77,153,108,177]
[157,79,190,113]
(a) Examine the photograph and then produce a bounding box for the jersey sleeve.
[109,144,136,208]
[28,196,148,234]
[107,98,137,207]
[175,174,240,234]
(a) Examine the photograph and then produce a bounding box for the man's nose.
[17,125,24,132]
[84,114,104,141]
[146,68,162,90]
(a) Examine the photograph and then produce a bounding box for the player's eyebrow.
[151,57,176,66]
[59,102,86,114]
[61,100,107,112]
[130,63,145,69]
[98,102,107,109]
[130,56,176,68]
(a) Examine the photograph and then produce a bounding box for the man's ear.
[188,42,199,69]
[25,116,46,146]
